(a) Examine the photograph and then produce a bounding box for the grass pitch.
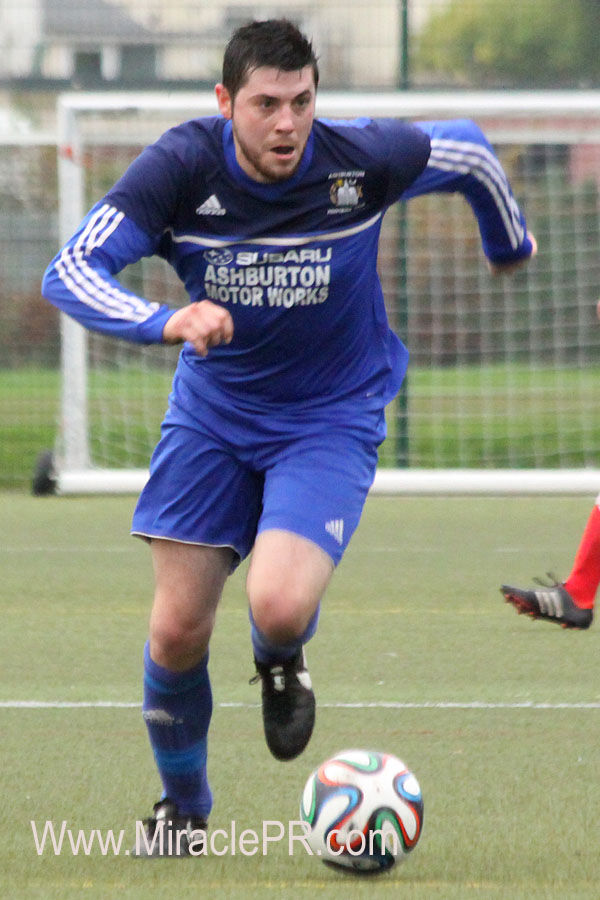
[1,493,599,899]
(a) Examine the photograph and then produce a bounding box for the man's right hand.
[162,300,234,356]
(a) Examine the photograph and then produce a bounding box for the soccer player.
[501,498,597,629]
[42,19,536,856]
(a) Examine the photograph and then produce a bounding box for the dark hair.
[222,19,319,99]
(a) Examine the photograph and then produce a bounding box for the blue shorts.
[132,372,386,567]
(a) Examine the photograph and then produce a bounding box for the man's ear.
[215,84,232,119]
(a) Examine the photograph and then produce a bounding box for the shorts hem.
[130,531,242,570]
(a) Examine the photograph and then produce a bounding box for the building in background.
[0,0,425,90]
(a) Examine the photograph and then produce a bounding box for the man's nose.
[275,105,294,132]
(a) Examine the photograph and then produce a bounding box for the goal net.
[54,91,600,494]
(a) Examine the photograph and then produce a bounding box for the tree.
[414,0,600,88]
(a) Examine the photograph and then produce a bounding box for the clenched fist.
[162,300,234,357]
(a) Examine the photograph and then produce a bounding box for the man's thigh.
[149,539,234,668]
[246,528,334,629]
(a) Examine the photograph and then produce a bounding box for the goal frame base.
[54,466,600,496]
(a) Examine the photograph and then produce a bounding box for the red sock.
[563,501,600,609]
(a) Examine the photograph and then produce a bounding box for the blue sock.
[250,604,320,664]
[142,642,213,818]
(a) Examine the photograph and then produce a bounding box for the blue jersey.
[42,115,532,412]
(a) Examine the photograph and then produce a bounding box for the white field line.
[1,700,599,710]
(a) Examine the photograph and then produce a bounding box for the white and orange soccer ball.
[300,749,423,872]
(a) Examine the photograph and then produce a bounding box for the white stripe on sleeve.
[429,138,524,250]
[56,205,160,323]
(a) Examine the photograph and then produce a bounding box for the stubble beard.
[232,123,306,184]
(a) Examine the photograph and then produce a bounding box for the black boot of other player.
[501,577,593,630]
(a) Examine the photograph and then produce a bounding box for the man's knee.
[149,608,215,670]
[249,586,315,645]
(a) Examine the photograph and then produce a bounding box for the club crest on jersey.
[328,171,365,215]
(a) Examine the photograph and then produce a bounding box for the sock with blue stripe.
[250,604,320,665]
[142,641,213,818]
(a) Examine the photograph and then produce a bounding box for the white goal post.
[54,90,600,495]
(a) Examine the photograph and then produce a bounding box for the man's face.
[216,65,316,183]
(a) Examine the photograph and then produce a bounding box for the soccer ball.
[300,749,423,872]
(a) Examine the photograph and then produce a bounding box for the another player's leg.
[500,498,600,630]
[135,540,233,857]
[247,529,331,760]
[562,499,600,612]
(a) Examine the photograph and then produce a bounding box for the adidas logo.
[325,519,344,545]
[535,589,563,617]
[196,194,226,216]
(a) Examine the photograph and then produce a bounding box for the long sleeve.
[404,119,534,266]
[41,201,175,344]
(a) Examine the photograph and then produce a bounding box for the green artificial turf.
[1,493,599,898]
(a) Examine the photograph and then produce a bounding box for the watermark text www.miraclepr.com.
[32,819,320,858]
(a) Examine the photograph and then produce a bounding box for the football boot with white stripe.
[132,798,207,857]
[251,649,316,761]
[500,575,593,630]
